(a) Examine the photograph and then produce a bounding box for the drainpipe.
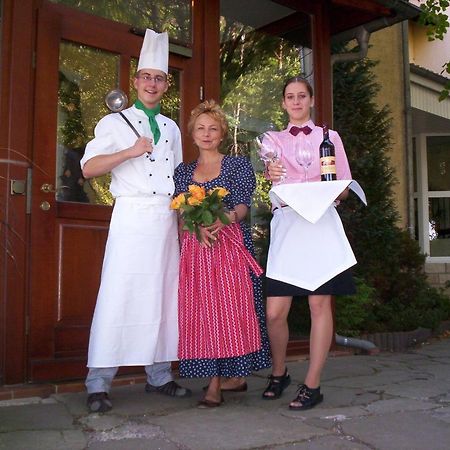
[331,27,376,353]
[328,26,371,129]
[335,334,380,354]
[331,26,371,66]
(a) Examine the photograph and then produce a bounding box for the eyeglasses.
[136,74,167,84]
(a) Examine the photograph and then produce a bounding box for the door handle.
[40,183,56,193]
[40,201,51,211]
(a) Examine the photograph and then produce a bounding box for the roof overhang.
[331,0,422,43]
[221,1,422,47]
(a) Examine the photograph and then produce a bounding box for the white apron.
[266,180,366,291]
[87,196,180,367]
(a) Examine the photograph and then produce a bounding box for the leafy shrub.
[332,45,450,333]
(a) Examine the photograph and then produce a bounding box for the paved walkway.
[1,337,450,450]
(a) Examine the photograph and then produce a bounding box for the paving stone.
[151,406,330,450]
[0,430,87,450]
[341,411,450,450]
[1,339,450,450]
[365,398,437,414]
[0,403,74,432]
[381,378,450,400]
[270,434,372,449]
[431,406,450,424]
[80,414,127,431]
[87,437,180,449]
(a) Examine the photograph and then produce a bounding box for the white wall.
[409,1,450,74]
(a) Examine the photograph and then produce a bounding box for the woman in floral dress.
[174,100,271,407]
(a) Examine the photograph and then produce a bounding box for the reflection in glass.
[429,198,450,257]
[414,198,419,241]
[220,1,312,156]
[412,137,417,193]
[427,136,450,191]
[57,41,119,205]
[219,1,312,270]
[49,0,192,46]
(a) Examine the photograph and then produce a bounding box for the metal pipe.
[331,26,371,65]
[335,333,379,353]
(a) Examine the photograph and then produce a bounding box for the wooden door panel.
[29,1,197,382]
[57,222,107,324]
[54,222,108,358]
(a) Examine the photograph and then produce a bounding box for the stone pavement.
[1,338,450,450]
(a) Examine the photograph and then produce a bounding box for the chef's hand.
[267,159,286,182]
[129,136,153,158]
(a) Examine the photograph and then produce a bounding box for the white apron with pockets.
[266,180,366,291]
[87,196,179,367]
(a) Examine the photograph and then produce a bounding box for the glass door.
[28,0,194,382]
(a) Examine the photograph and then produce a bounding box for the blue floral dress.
[174,155,271,377]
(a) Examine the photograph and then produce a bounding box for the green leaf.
[202,210,214,225]
[218,212,230,225]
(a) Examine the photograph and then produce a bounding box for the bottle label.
[320,156,336,174]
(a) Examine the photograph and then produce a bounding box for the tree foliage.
[333,46,450,333]
[418,0,450,100]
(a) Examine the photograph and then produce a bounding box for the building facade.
[367,2,450,294]
[0,0,419,385]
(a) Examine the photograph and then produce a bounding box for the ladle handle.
[119,112,141,138]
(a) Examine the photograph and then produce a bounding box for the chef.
[81,29,190,414]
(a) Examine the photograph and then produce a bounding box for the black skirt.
[265,268,356,297]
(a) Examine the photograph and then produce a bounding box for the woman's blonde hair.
[188,99,229,138]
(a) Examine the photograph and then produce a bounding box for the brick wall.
[425,262,450,297]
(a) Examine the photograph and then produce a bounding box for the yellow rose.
[188,185,206,201]
[187,196,202,206]
[215,187,229,198]
[170,193,186,209]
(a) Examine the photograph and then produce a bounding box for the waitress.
[262,76,355,410]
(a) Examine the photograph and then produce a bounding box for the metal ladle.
[104,89,141,138]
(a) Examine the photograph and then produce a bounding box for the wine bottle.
[319,125,337,181]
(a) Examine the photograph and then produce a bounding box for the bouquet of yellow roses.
[170,185,231,241]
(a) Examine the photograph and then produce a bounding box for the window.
[49,0,192,46]
[413,134,450,259]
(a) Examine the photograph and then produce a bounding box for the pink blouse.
[267,120,352,183]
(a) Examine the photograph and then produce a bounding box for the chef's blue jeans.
[85,362,172,394]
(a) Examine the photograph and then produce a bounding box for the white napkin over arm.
[269,180,366,223]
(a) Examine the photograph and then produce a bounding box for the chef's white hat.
[137,29,168,74]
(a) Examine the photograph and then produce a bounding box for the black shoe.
[87,392,112,413]
[288,384,323,410]
[145,380,192,398]
[262,368,291,400]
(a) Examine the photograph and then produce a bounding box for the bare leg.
[204,376,222,403]
[266,296,293,377]
[220,377,246,390]
[304,295,333,389]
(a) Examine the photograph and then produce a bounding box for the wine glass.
[255,132,285,182]
[294,137,314,182]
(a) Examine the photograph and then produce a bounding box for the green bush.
[335,277,376,336]
[332,45,450,333]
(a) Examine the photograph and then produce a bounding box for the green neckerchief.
[134,100,161,145]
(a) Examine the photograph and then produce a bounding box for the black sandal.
[145,381,192,398]
[288,384,323,410]
[87,392,112,413]
[262,368,291,400]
